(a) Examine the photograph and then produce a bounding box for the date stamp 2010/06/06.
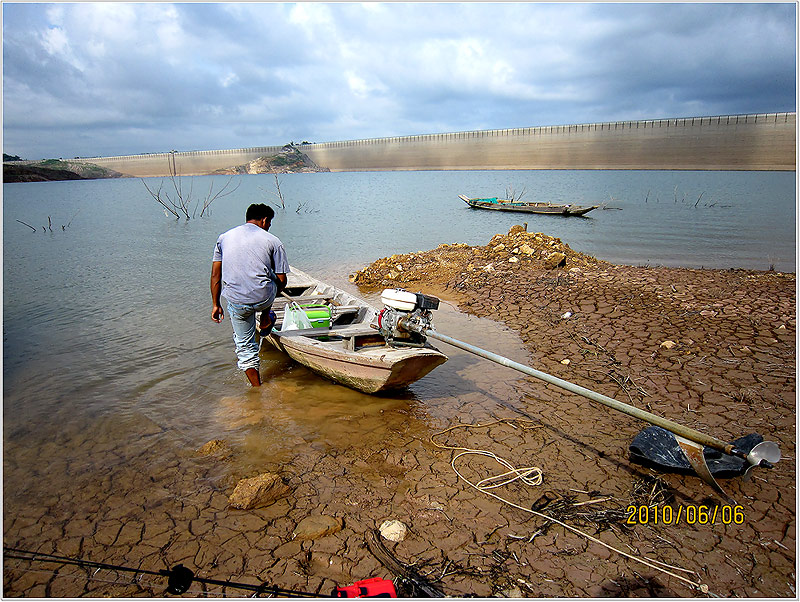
[625,504,745,526]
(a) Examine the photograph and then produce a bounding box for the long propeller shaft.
[414,324,741,458]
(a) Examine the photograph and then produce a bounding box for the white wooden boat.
[260,267,447,393]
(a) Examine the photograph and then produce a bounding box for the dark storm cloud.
[2,2,795,160]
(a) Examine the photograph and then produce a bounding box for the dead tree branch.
[16,219,36,232]
[142,151,239,219]
[272,174,285,209]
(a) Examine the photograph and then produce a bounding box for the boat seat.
[273,295,334,305]
[276,324,380,338]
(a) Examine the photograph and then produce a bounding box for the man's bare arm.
[211,261,224,322]
[275,273,287,295]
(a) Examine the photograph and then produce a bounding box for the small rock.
[483,263,495,272]
[196,439,230,456]
[509,225,526,235]
[660,340,677,349]
[561,311,573,319]
[379,519,407,542]
[544,252,567,269]
[519,244,535,255]
[497,585,523,598]
[229,472,290,510]
[560,359,571,365]
[493,244,506,252]
[293,515,344,540]
[508,257,519,263]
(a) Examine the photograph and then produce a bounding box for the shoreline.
[349,225,796,596]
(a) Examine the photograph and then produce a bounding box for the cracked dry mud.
[4,226,795,597]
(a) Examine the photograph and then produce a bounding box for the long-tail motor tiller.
[376,288,781,500]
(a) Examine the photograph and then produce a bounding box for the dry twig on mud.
[631,475,674,506]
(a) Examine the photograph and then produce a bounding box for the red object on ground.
[333,577,397,598]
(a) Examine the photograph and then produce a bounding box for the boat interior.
[265,279,387,351]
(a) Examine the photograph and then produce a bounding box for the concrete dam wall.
[81,145,288,178]
[80,112,795,177]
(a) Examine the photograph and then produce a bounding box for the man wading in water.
[211,203,289,386]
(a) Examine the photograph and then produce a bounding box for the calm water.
[4,169,795,413]
[2,170,795,572]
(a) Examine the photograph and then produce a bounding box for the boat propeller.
[743,440,782,478]
[376,288,781,500]
[673,437,781,502]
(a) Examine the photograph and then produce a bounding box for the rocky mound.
[350,224,605,290]
[214,145,329,175]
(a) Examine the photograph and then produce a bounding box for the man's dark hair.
[246,203,275,222]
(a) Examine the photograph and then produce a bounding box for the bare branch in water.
[142,177,180,218]
[16,219,36,232]
[200,176,240,217]
[142,152,238,219]
[273,174,285,209]
[66,209,81,228]
[694,192,705,208]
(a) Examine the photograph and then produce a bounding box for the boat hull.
[269,334,447,393]
[262,267,447,393]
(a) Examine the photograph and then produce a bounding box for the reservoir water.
[2,169,795,594]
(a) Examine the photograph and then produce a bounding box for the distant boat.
[261,267,447,393]
[459,195,598,216]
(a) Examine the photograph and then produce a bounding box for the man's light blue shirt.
[212,223,289,304]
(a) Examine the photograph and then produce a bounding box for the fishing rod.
[375,289,781,500]
[4,548,397,598]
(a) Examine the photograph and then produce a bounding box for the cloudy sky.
[3,2,796,160]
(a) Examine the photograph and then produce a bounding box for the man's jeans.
[227,298,275,371]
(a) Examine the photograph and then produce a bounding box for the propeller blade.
[743,440,782,481]
[675,435,734,503]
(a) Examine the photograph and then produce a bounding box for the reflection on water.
[204,299,530,473]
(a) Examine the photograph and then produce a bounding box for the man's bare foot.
[245,368,261,386]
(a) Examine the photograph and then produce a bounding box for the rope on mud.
[430,419,712,596]
[431,419,544,489]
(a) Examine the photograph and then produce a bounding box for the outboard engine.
[377,289,439,347]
